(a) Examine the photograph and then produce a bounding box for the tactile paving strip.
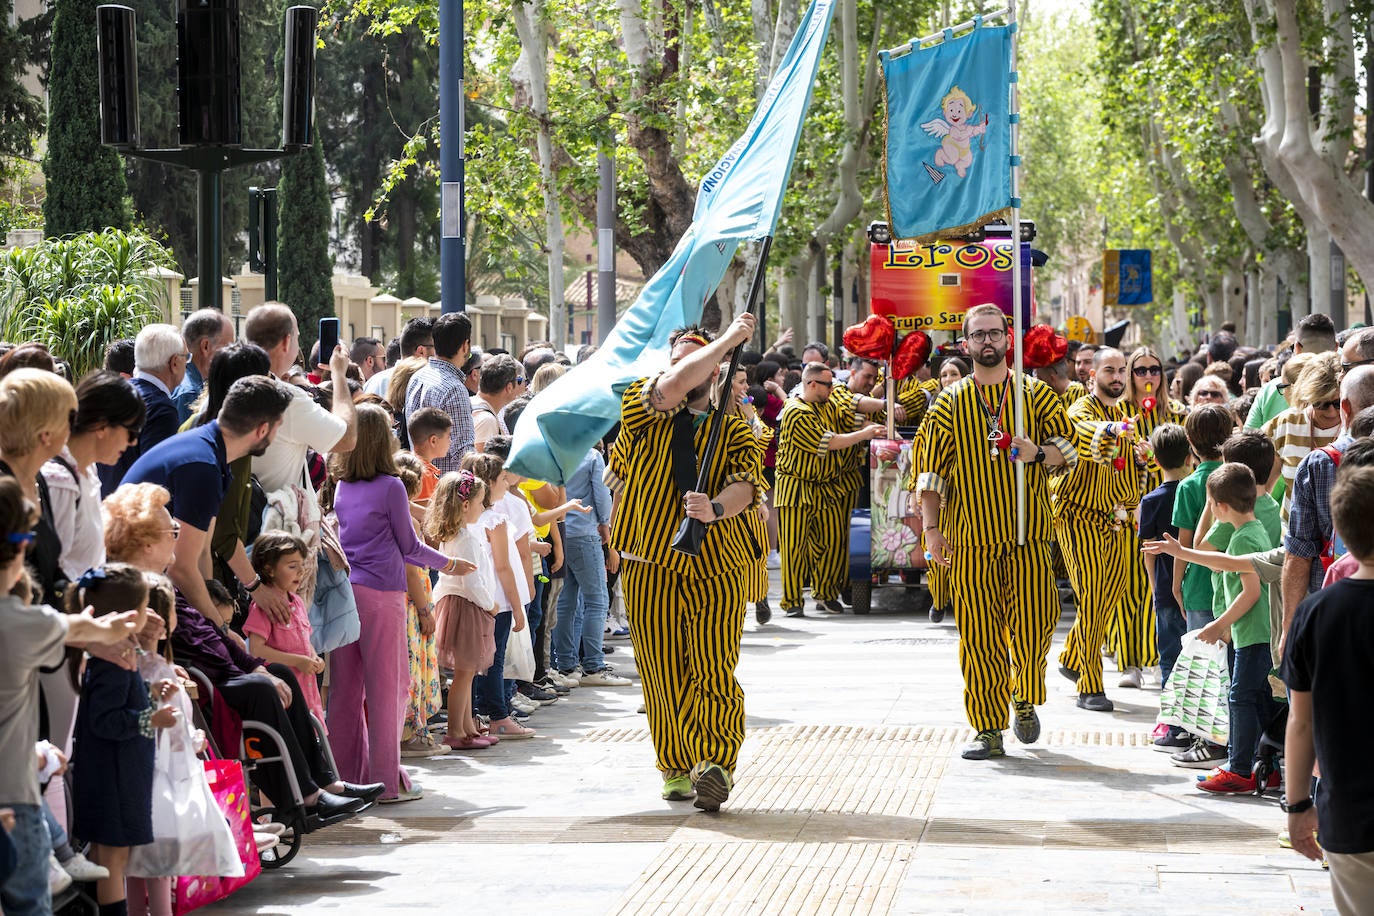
[920,817,1278,852]
[308,813,688,846]
[609,841,917,916]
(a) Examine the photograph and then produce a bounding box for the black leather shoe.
[1058,664,1080,684]
[755,600,772,625]
[784,607,805,618]
[819,599,846,615]
[309,790,367,823]
[1076,692,1115,713]
[929,604,946,623]
[334,781,385,803]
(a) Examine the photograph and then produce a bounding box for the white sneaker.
[49,855,73,895]
[1118,666,1143,689]
[579,669,632,686]
[766,550,781,569]
[550,669,580,687]
[60,851,109,882]
[510,694,538,713]
[400,734,451,758]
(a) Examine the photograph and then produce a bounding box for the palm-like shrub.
[0,230,178,376]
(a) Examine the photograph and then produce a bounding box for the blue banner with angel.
[881,20,1013,241]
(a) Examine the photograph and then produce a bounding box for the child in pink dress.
[243,531,327,730]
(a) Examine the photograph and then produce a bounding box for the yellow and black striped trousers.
[623,559,747,773]
[1107,536,1158,669]
[1055,507,1134,695]
[926,558,951,612]
[778,498,849,610]
[949,539,1061,732]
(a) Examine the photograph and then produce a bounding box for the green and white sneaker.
[689,762,733,812]
[1011,695,1041,744]
[961,730,1005,760]
[662,773,696,801]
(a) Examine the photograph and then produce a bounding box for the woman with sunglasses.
[43,371,146,586]
[1108,348,1189,691]
[1261,351,1342,521]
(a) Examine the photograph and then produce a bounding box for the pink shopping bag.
[173,759,260,914]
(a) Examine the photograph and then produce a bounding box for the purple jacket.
[335,474,448,592]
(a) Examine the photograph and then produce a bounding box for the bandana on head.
[677,333,711,349]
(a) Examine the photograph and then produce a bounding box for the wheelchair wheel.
[258,809,305,869]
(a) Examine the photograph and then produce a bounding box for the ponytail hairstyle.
[144,572,177,663]
[0,476,38,572]
[64,563,150,689]
[393,450,426,499]
[425,470,488,543]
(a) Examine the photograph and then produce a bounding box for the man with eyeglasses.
[1053,348,1149,712]
[470,353,527,453]
[776,362,884,618]
[98,324,190,496]
[1245,314,1337,431]
[914,304,1077,760]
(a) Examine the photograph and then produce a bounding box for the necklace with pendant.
[976,377,1012,459]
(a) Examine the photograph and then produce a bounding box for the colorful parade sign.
[869,236,1033,331]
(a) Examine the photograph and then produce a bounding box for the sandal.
[487,718,535,739]
[442,733,494,750]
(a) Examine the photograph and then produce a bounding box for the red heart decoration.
[843,315,896,360]
[1112,456,1127,471]
[891,331,933,380]
[1142,396,1157,413]
[995,431,1012,452]
[1021,324,1069,370]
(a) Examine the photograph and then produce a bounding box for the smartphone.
[318,317,340,365]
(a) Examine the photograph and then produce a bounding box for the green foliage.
[43,0,131,236]
[278,142,335,358]
[0,229,175,375]
[0,0,44,161]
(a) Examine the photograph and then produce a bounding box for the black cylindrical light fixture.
[177,0,242,146]
[281,5,318,149]
[96,5,140,148]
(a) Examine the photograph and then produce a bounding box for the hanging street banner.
[506,0,837,484]
[869,236,1033,331]
[1103,249,1153,306]
[880,20,1014,241]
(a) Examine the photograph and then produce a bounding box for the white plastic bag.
[128,720,243,878]
[503,621,536,681]
[1158,630,1231,745]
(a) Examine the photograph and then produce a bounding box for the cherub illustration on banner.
[920,86,989,179]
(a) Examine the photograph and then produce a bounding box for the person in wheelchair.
[104,482,383,825]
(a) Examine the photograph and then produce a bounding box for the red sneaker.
[1196,768,1259,794]
[1151,722,1171,739]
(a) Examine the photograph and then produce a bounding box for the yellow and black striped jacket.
[609,375,764,579]
[915,374,1076,548]
[776,397,852,508]
[1053,393,1143,517]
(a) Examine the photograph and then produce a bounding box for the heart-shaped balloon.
[843,315,896,360]
[891,330,933,380]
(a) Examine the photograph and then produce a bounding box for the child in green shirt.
[1195,463,1281,795]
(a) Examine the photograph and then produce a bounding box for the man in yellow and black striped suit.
[610,313,765,812]
[915,304,1078,760]
[777,363,885,617]
[1034,357,1087,410]
[1052,347,1143,712]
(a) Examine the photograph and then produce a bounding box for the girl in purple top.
[328,404,474,803]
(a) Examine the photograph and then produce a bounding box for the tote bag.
[173,758,260,914]
[128,724,242,878]
[1158,630,1231,745]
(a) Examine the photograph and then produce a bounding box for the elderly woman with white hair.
[97,324,188,495]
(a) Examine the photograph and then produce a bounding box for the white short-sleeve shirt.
[253,385,348,492]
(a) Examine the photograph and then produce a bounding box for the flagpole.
[1009,0,1026,546]
[672,236,775,557]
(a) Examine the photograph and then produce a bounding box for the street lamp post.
[96,0,317,312]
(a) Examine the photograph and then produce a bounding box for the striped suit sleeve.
[916,389,955,505]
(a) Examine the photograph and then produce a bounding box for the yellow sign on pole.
[1065,315,1095,344]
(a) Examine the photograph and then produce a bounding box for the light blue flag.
[881,21,1013,241]
[508,0,837,484]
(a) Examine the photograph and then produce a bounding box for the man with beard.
[124,375,294,634]
[607,315,764,811]
[777,362,884,617]
[916,304,1077,760]
[1052,347,1142,712]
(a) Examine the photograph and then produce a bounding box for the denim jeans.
[1185,608,1212,632]
[0,804,51,916]
[473,610,512,719]
[552,536,608,674]
[1228,642,1277,777]
[1155,597,1187,686]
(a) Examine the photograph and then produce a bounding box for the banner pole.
[1010,0,1026,547]
[671,236,775,557]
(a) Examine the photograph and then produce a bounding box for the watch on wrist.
[710,500,725,519]
[1033,446,1047,464]
[1280,796,1314,814]
[245,577,262,592]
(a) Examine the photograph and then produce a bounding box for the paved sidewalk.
[205,586,1334,916]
